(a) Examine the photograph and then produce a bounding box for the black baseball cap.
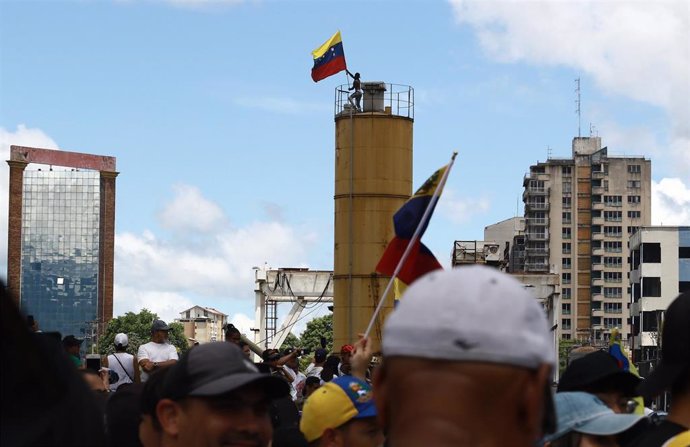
[558,350,640,396]
[161,342,289,401]
[637,291,690,399]
[62,335,84,347]
[151,320,170,332]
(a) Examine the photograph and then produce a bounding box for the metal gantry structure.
[253,266,333,350]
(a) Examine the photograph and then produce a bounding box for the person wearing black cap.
[558,350,641,413]
[62,334,84,368]
[155,342,290,447]
[628,291,690,447]
[138,320,178,382]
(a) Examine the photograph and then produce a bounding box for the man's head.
[354,72,360,79]
[62,335,83,356]
[155,342,289,447]
[314,348,327,365]
[225,324,241,345]
[558,350,640,413]
[151,320,170,344]
[300,375,383,447]
[375,266,556,444]
[114,333,129,352]
[239,341,252,360]
[637,291,690,401]
[303,376,321,399]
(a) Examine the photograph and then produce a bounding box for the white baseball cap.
[114,333,129,347]
[382,265,555,369]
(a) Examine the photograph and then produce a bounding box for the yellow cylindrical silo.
[333,83,414,351]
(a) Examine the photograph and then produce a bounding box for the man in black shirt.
[629,291,690,447]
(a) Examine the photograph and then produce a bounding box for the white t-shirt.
[282,365,307,401]
[305,364,324,379]
[107,352,135,391]
[137,341,178,382]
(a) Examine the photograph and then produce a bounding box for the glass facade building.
[20,170,101,342]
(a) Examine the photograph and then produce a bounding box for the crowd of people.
[1,265,689,447]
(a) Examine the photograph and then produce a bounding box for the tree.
[99,309,189,356]
[299,314,333,353]
[558,338,577,376]
[280,332,301,350]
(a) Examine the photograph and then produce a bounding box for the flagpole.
[364,151,459,338]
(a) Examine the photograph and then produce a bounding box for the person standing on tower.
[347,70,362,112]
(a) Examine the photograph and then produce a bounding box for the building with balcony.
[177,306,228,344]
[521,137,651,343]
[629,226,690,377]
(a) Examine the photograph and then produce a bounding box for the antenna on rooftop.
[575,78,581,138]
[547,145,553,159]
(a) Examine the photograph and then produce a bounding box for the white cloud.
[438,187,491,224]
[113,286,194,323]
[652,178,690,226]
[158,184,227,233]
[0,125,60,279]
[229,312,254,337]
[114,184,320,320]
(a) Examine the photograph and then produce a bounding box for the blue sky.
[1,0,688,335]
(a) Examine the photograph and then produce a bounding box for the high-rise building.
[7,146,117,348]
[629,226,690,376]
[521,137,651,343]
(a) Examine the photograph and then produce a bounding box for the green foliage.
[558,338,577,376]
[299,314,333,353]
[99,309,189,356]
[280,332,301,350]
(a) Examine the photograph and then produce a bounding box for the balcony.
[525,246,549,255]
[527,232,548,241]
[525,202,549,211]
[592,186,606,195]
[592,278,604,287]
[522,187,549,201]
[526,217,548,226]
[592,202,605,210]
[592,216,604,225]
[592,171,607,179]
[592,263,604,271]
[592,232,605,240]
[592,309,604,317]
[525,262,549,272]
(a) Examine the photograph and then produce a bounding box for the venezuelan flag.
[609,328,645,414]
[375,165,446,286]
[311,31,347,82]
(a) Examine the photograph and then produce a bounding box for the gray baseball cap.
[151,320,170,332]
[161,342,289,401]
[383,265,556,369]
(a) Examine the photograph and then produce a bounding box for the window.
[642,277,661,297]
[604,287,622,298]
[604,241,622,252]
[562,258,572,269]
[604,195,622,207]
[628,226,639,235]
[628,195,641,204]
[562,333,572,340]
[627,211,641,219]
[679,247,690,259]
[680,281,690,293]
[562,212,572,224]
[642,311,661,332]
[604,318,623,329]
[604,226,622,237]
[563,227,572,239]
[628,164,641,173]
[562,197,572,208]
[562,273,571,284]
[642,243,661,263]
[562,288,571,299]
[563,181,572,193]
[604,257,622,267]
[562,242,572,254]
[604,211,622,221]
[604,271,623,283]
[562,166,572,175]
[562,303,571,315]
[604,302,623,313]
[562,319,572,330]
[627,180,641,189]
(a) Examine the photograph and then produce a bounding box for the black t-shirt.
[627,420,687,447]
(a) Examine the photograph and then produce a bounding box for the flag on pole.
[311,31,347,82]
[375,165,447,286]
[609,327,645,414]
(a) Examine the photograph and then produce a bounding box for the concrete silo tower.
[333,82,414,349]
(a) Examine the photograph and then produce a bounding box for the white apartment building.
[177,305,228,344]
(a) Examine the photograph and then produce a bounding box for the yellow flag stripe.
[312,31,343,59]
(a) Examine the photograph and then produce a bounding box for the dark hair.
[305,376,320,387]
[224,323,240,340]
[141,367,172,430]
[671,365,690,396]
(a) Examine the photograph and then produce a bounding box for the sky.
[1,0,689,337]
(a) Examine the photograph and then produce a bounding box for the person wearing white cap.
[103,333,140,391]
[374,265,557,447]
